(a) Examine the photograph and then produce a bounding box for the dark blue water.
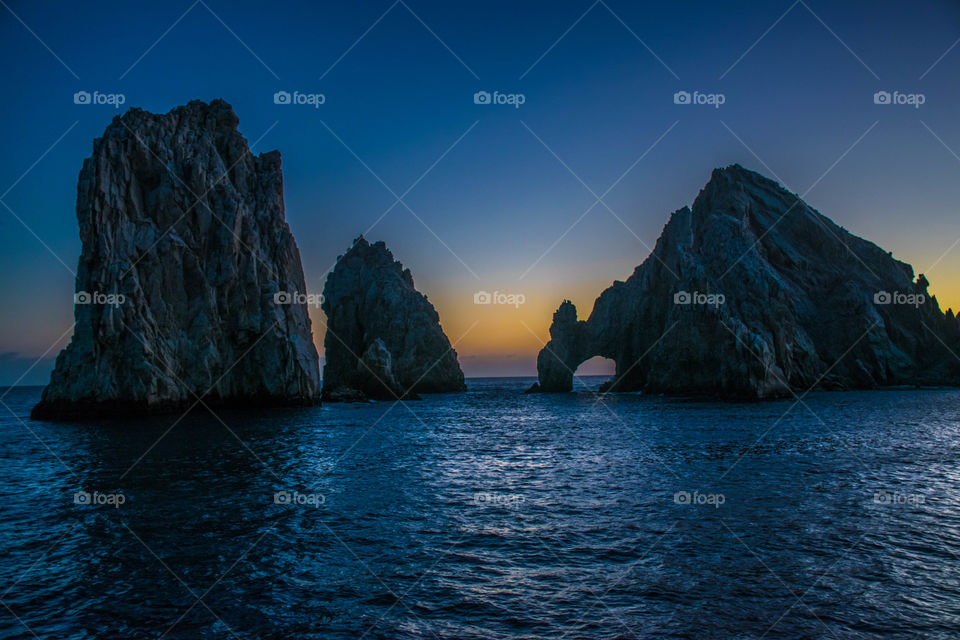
[2,378,960,639]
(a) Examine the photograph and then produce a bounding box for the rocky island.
[531,165,960,399]
[32,100,321,420]
[321,237,466,401]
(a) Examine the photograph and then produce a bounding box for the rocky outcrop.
[526,301,591,394]
[32,99,321,420]
[321,237,466,400]
[534,164,960,398]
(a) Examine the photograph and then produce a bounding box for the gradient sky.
[1,0,959,384]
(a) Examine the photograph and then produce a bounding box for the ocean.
[1,378,959,639]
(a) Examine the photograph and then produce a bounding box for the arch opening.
[573,356,615,392]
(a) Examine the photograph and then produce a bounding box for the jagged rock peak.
[321,236,466,401]
[32,99,321,420]
[533,164,960,398]
[115,98,240,127]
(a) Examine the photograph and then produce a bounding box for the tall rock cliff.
[533,165,960,398]
[32,99,321,420]
[321,237,466,401]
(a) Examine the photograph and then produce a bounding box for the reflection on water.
[2,379,960,638]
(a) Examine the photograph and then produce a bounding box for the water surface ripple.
[2,378,959,639]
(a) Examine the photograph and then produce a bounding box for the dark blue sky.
[2,0,960,383]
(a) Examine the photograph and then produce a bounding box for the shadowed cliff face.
[321,237,466,401]
[33,100,321,419]
[536,165,960,398]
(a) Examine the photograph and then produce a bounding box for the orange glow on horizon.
[308,281,615,375]
[308,272,960,377]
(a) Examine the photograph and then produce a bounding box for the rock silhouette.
[32,100,321,420]
[533,165,960,398]
[321,237,466,401]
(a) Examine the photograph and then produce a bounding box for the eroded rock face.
[321,237,466,400]
[535,165,960,398]
[534,301,592,392]
[32,99,321,419]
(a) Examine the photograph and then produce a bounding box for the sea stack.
[321,237,466,401]
[32,99,321,420]
[533,164,960,398]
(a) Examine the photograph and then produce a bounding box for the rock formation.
[321,237,466,401]
[32,99,321,420]
[532,164,960,398]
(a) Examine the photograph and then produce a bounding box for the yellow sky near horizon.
[307,261,960,376]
